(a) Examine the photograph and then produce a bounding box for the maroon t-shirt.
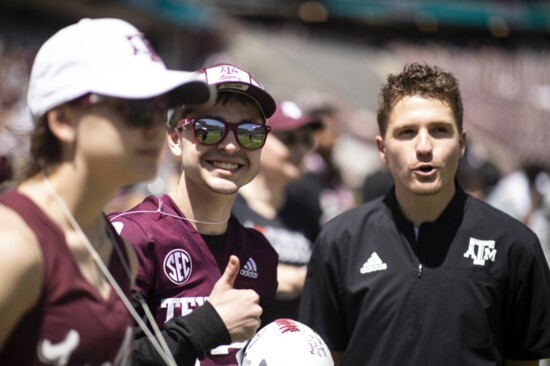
[109,194,278,366]
[0,190,134,365]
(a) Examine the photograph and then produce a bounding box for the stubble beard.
[206,178,240,195]
[410,178,442,196]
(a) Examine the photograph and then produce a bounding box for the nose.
[217,129,241,153]
[416,130,432,155]
[289,142,311,160]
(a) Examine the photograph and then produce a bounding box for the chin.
[410,182,442,196]
[212,188,239,195]
[208,180,240,195]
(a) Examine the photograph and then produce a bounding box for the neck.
[169,182,234,235]
[20,168,116,232]
[395,183,456,227]
[41,172,113,256]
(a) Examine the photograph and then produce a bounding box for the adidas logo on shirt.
[360,252,388,274]
[240,257,259,279]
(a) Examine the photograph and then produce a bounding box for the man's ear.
[46,106,76,144]
[167,130,182,157]
[376,135,388,165]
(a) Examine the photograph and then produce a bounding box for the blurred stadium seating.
[1,0,550,182]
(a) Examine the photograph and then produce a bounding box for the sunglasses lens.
[188,119,268,150]
[194,119,225,145]
[236,123,268,150]
[125,99,163,127]
[125,101,148,126]
[276,132,314,149]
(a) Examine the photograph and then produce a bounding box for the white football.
[237,318,334,366]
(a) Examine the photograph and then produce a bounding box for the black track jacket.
[300,184,550,365]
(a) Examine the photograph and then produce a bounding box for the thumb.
[220,255,240,288]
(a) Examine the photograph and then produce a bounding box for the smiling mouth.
[211,161,240,171]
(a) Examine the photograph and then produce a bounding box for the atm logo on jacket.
[463,237,497,266]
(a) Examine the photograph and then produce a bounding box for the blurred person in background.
[0,17,213,365]
[284,100,356,242]
[455,140,501,201]
[0,40,34,192]
[0,155,13,192]
[299,62,550,365]
[232,100,322,324]
[360,166,394,203]
[109,63,279,366]
[486,161,550,268]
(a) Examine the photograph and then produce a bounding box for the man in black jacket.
[299,63,550,366]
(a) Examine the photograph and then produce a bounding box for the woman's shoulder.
[0,202,43,317]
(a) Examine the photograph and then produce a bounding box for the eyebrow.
[394,119,454,127]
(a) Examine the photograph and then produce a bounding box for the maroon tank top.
[0,190,134,365]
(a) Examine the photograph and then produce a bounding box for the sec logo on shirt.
[163,249,192,285]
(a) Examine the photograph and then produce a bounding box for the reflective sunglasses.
[179,118,271,150]
[70,93,167,128]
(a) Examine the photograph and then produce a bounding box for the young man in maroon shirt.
[111,63,279,366]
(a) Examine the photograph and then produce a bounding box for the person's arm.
[276,263,307,299]
[132,255,262,366]
[132,299,228,366]
[0,209,43,351]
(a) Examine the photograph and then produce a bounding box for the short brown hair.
[377,63,463,136]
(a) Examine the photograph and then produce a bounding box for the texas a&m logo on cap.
[203,64,265,91]
[163,249,192,285]
[126,34,161,62]
[207,64,250,83]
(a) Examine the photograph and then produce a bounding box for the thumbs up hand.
[208,255,262,342]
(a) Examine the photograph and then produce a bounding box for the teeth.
[212,161,239,170]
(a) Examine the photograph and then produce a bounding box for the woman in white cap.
[0,18,212,365]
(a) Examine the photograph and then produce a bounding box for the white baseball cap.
[237,319,334,366]
[27,17,215,121]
